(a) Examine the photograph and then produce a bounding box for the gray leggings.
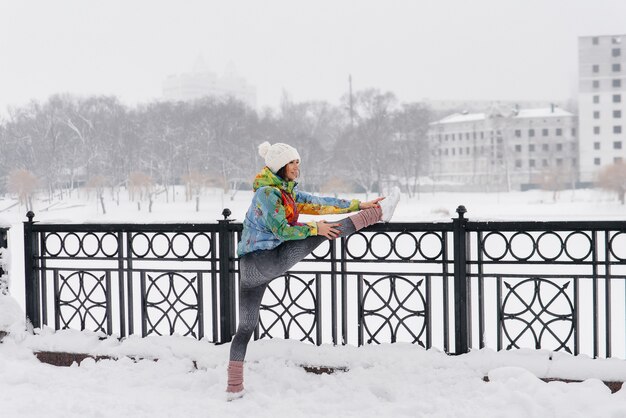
[229,217,357,362]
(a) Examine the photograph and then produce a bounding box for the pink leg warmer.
[226,361,244,393]
[349,207,382,230]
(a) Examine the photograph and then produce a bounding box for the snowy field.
[1,187,626,417]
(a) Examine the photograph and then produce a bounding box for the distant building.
[578,34,626,184]
[162,58,256,108]
[423,99,571,114]
[428,105,578,191]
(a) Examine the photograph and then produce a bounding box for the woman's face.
[284,160,300,181]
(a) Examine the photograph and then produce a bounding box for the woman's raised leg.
[246,207,383,286]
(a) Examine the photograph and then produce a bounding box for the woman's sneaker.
[226,389,245,402]
[379,187,400,222]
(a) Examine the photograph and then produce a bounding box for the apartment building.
[429,105,578,190]
[578,34,626,184]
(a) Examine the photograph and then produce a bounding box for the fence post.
[218,208,236,343]
[23,211,41,329]
[452,205,471,354]
[0,226,8,295]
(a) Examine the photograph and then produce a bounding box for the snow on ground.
[0,311,625,418]
[0,188,625,417]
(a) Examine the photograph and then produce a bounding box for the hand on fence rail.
[316,220,341,239]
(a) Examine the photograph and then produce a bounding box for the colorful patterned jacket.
[237,167,361,256]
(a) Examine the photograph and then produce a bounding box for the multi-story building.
[162,59,256,108]
[429,105,578,191]
[578,34,626,184]
[423,99,572,115]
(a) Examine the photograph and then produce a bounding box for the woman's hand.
[317,220,341,239]
[359,197,385,210]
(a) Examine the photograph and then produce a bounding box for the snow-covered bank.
[0,327,625,418]
[15,327,626,384]
[1,291,625,417]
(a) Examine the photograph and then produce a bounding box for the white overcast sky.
[0,0,624,111]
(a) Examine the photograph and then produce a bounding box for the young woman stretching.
[226,141,400,398]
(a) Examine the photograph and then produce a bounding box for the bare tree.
[86,175,109,214]
[597,161,626,204]
[203,98,258,195]
[128,171,154,210]
[539,165,571,202]
[7,169,38,210]
[392,103,431,198]
[336,89,397,197]
[0,90,438,203]
[272,97,342,190]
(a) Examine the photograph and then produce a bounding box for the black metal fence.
[1,227,8,295]
[22,207,626,358]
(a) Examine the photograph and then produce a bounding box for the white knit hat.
[258,141,301,173]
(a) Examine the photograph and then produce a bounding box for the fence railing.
[22,207,626,358]
[0,226,8,295]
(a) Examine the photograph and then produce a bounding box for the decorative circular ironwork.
[100,232,120,258]
[500,278,574,352]
[262,275,315,311]
[259,274,317,343]
[362,278,393,312]
[80,232,101,258]
[44,232,63,257]
[131,233,151,258]
[563,231,593,261]
[171,233,192,258]
[369,232,393,260]
[287,311,315,339]
[482,232,509,261]
[190,233,212,258]
[345,232,369,260]
[58,271,108,332]
[150,233,171,258]
[608,232,626,261]
[144,272,199,337]
[62,233,82,257]
[147,305,198,336]
[45,232,120,258]
[417,232,444,260]
[508,232,536,261]
[361,275,427,345]
[311,239,331,260]
[536,232,564,261]
[393,232,419,260]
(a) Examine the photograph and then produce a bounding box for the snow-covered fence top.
[21,208,626,359]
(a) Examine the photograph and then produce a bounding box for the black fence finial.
[26,211,35,223]
[222,208,232,220]
[456,205,467,219]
